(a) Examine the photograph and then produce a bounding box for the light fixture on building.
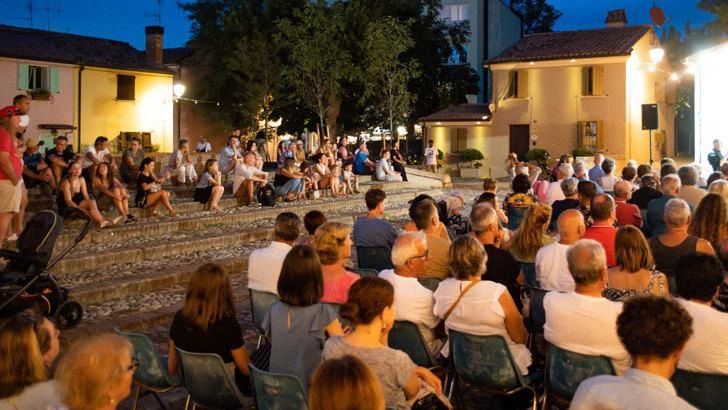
[647,64,657,73]
[649,46,665,64]
[670,72,679,81]
[570,58,576,63]
[529,61,535,65]
[173,83,186,99]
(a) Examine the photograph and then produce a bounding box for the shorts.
[0,179,22,213]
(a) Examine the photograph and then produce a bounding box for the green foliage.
[509,0,562,34]
[525,148,549,163]
[461,148,484,162]
[572,147,594,157]
[437,148,444,160]
[698,0,728,38]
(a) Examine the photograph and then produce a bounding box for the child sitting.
[340,163,359,194]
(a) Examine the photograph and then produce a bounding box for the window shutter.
[596,121,604,150]
[517,70,528,98]
[49,67,60,93]
[581,67,589,96]
[17,64,29,90]
[592,66,604,96]
[507,71,517,99]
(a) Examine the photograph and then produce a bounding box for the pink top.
[321,271,360,304]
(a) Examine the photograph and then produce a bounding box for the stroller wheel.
[54,300,83,329]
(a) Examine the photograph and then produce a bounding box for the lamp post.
[173,83,186,145]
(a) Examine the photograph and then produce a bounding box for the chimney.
[145,26,164,67]
[605,9,627,28]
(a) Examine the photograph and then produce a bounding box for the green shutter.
[49,67,60,93]
[17,64,29,90]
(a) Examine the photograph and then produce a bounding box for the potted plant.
[460,148,486,178]
[572,147,595,165]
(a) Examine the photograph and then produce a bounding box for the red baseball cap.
[0,105,21,119]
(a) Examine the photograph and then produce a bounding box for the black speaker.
[642,104,658,130]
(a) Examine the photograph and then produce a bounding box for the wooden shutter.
[592,66,604,96]
[507,71,517,98]
[17,64,29,90]
[596,121,604,150]
[49,67,60,93]
[517,71,529,98]
[581,67,590,96]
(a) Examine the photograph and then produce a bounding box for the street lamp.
[173,83,186,99]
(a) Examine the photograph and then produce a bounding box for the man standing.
[234,151,268,206]
[247,212,300,294]
[614,180,642,228]
[379,232,444,356]
[352,188,398,253]
[12,94,30,140]
[536,209,586,291]
[544,239,630,374]
[708,139,723,172]
[583,194,618,267]
[409,198,450,280]
[0,106,23,250]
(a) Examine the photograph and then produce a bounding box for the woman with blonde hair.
[603,225,669,301]
[509,203,555,288]
[309,355,385,410]
[689,193,728,251]
[0,310,62,409]
[314,222,360,304]
[55,333,134,410]
[167,263,251,393]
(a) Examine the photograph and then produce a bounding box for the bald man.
[614,180,642,228]
[583,194,618,267]
[536,209,586,291]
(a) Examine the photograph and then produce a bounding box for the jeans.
[274,178,303,197]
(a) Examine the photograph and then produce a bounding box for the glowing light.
[435,122,442,125]
[173,83,186,98]
[684,61,697,75]
[529,61,535,66]
[649,47,665,64]
[647,64,656,73]
[670,72,679,81]
[396,125,407,136]
[570,59,576,63]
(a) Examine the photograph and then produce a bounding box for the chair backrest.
[389,320,434,367]
[348,267,379,277]
[175,348,246,409]
[115,329,178,389]
[249,289,279,332]
[449,330,526,390]
[528,288,549,333]
[249,364,308,410]
[546,344,615,400]
[356,246,393,272]
[417,277,441,292]
[672,369,728,410]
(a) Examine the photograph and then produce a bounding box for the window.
[116,75,136,101]
[446,44,468,65]
[17,64,60,98]
[506,70,528,99]
[450,128,468,154]
[441,4,468,21]
[581,66,603,96]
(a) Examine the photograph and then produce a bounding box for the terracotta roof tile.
[163,47,193,65]
[420,104,492,122]
[488,25,650,64]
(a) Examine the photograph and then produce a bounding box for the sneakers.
[112,215,126,225]
[6,233,18,242]
[99,221,111,229]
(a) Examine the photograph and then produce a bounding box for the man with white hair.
[649,198,713,293]
[544,239,630,374]
[536,209,586,291]
[546,163,574,205]
[379,232,444,356]
[676,165,706,209]
[644,174,682,237]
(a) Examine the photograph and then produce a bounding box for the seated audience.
[621,165,639,191]
[308,153,342,195]
[340,162,359,194]
[549,177,579,231]
[475,191,509,227]
[295,210,327,246]
[583,194,618,267]
[409,198,450,279]
[167,139,197,185]
[244,139,264,169]
[510,203,555,288]
[193,158,224,211]
[196,136,212,153]
[576,180,598,227]
[219,136,242,175]
[168,264,251,393]
[404,194,449,241]
[588,153,606,184]
[536,209,586,291]
[544,239,630,374]
[58,161,123,227]
[313,222,360,304]
[674,252,728,375]
[233,151,268,206]
[44,135,74,186]
[434,235,531,375]
[310,355,385,410]
[660,163,677,178]
[353,144,375,175]
[649,198,713,294]
[336,136,355,165]
[248,212,300,294]
[644,174,681,237]
[390,140,407,182]
[599,158,619,195]
[375,150,403,182]
[82,136,116,182]
[677,165,706,209]
[92,161,132,222]
[55,333,136,410]
[604,225,669,301]
[707,172,725,188]
[614,180,642,228]
[379,232,445,356]
[324,277,442,409]
[571,296,694,410]
[709,179,728,204]
[22,138,55,193]
[352,189,398,253]
[274,157,305,201]
[119,136,145,185]
[546,163,573,205]
[135,157,177,218]
[503,173,537,231]
[265,246,344,389]
[688,193,728,252]
[629,174,662,211]
[0,310,62,409]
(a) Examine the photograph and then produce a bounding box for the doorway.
[509,124,530,160]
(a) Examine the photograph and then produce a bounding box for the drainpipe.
[77,65,84,152]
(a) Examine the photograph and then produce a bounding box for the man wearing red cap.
[0,105,22,249]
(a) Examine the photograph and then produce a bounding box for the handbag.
[249,341,271,371]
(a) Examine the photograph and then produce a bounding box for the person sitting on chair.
[352,188,398,254]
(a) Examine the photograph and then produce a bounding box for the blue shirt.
[353,151,370,174]
[352,217,398,252]
[644,195,676,237]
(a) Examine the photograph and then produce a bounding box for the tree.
[509,0,562,34]
[364,17,419,144]
[698,0,728,38]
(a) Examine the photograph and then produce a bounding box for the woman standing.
[58,161,122,227]
[135,157,177,218]
[313,222,360,304]
[193,159,224,211]
[264,245,344,389]
[93,162,133,222]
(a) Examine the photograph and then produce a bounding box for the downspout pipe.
[77,65,84,152]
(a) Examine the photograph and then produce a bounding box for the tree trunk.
[327,92,341,142]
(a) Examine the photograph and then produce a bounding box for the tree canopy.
[509,0,562,34]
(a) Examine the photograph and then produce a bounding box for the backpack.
[257,184,277,207]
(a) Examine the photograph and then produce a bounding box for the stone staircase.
[35,167,444,343]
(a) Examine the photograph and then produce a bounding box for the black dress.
[391,148,408,181]
[56,189,84,215]
[135,173,155,208]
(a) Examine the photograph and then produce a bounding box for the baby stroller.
[0,209,91,328]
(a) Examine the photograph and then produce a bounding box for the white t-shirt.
[82,145,110,169]
[247,241,292,294]
[677,298,728,375]
[535,242,575,292]
[545,180,565,205]
[424,147,437,165]
[544,291,630,374]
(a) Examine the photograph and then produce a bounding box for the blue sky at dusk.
[0,0,716,51]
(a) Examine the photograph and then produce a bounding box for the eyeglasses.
[127,357,140,372]
[407,250,429,262]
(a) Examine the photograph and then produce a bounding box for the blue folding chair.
[417,277,441,292]
[249,364,308,410]
[449,330,538,410]
[543,344,615,408]
[672,368,728,410]
[525,287,549,352]
[249,289,279,348]
[175,348,247,410]
[347,267,379,277]
[388,320,438,368]
[356,246,393,272]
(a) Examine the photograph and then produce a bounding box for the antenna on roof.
[24,0,62,30]
[145,0,163,26]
